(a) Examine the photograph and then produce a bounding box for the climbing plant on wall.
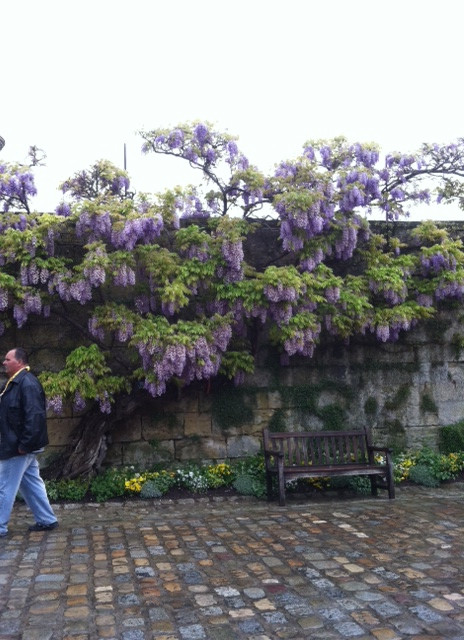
[2,124,464,476]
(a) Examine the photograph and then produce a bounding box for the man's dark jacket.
[0,369,48,459]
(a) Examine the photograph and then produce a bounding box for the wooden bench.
[263,427,395,506]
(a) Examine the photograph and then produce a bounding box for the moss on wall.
[384,419,407,453]
[420,393,438,414]
[270,380,354,431]
[268,408,287,432]
[423,316,452,344]
[364,396,378,416]
[384,384,411,411]
[211,385,254,431]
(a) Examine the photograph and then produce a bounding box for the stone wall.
[38,308,464,470]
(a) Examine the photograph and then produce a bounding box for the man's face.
[3,350,23,378]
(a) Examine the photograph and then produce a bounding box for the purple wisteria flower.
[435,281,464,300]
[55,202,72,217]
[113,265,136,287]
[0,288,8,311]
[168,129,184,149]
[73,392,86,413]
[88,317,105,341]
[70,280,92,304]
[220,239,244,283]
[47,395,63,414]
[23,292,42,314]
[84,264,106,287]
[283,325,321,357]
[194,123,209,145]
[98,392,112,414]
[111,215,164,250]
[76,210,112,242]
[0,169,37,212]
[116,321,134,342]
[226,140,238,162]
[13,305,28,328]
[264,283,298,303]
[325,287,340,304]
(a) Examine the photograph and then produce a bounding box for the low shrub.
[439,422,464,455]
[415,448,464,483]
[393,448,464,485]
[233,473,265,497]
[140,480,163,499]
[232,454,267,498]
[89,468,126,501]
[408,464,440,488]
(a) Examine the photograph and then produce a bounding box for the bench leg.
[386,466,395,499]
[266,470,273,502]
[370,476,378,497]
[278,463,286,506]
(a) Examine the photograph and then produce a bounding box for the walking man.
[0,347,58,537]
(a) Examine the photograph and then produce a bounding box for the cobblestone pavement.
[1,484,464,640]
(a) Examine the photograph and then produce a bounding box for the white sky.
[2,0,463,219]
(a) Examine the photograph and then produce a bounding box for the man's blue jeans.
[0,454,57,535]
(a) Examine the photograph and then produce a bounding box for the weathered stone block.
[255,391,282,411]
[184,413,212,437]
[141,413,184,440]
[244,368,273,387]
[436,400,464,426]
[404,425,439,449]
[198,394,213,413]
[175,395,200,414]
[252,410,274,431]
[316,390,348,410]
[431,364,464,402]
[47,417,80,446]
[255,391,269,410]
[175,437,227,461]
[105,443,124,467]
[112,415,142,442]
[226,435,260,458]
[122,441,174,467]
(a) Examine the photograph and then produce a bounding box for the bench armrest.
[264,448,284,459]
[368,446,393,454]
[367,445,393,467]
[263,448,284,473]
[264,449,284,467]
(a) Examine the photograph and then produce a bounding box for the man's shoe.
[28,521,59,532]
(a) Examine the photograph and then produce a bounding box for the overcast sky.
[2,0,463,219]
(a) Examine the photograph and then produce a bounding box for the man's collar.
[7,366,30,384]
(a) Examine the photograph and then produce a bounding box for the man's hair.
[13,347,28,364]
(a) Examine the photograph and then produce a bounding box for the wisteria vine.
[1,127,464,416]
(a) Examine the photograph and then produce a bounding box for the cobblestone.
[1,484,464,638]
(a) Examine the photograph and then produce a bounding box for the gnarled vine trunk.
[49,391,144,479]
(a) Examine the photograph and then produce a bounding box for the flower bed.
[41,449,464,503]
